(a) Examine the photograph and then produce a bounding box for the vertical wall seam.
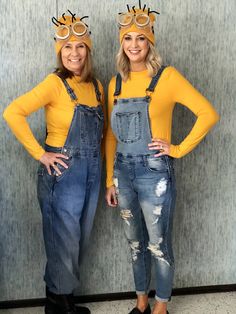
[56,0,58,18]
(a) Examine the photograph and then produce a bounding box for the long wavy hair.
[116,41,162,81]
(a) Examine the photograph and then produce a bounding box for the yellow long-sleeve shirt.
[3,73,105,160]
[105,66,219,187]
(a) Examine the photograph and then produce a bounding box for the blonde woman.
[3,10,105,314]
[105,2,219,314]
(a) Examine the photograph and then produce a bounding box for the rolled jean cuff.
[136,290,148,295]
[155,295,170,302]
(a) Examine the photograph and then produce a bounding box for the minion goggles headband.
[54,21,88,40]
[118,1,160,29]
[52,10,90,41]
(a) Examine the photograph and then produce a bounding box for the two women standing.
[3,2,219,314]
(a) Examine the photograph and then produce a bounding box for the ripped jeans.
[114,153,176,302]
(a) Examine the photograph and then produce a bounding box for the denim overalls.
[111,66,176,302]
[37,78,104,294]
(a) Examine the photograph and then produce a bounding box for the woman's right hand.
[106,185,118,207]
[39,152,69,176]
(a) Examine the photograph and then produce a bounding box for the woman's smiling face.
[61,41,87,75]
[122,32,149,69]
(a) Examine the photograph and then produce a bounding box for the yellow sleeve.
[168,67,220,158]
[3,74,62,160]
[105,77,117,188]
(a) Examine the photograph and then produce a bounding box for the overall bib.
[37,78,104,294]
[111,66,176,302]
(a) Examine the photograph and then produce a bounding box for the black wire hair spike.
[118,12,122,15]
[143,4,146,11]
[139,0,142,9]
[147,7,150,15]
[149,10,160,15]
[132,6,136,13]
[84,23,89,27]
[67,9,76,22]
[80,15,89,21]
[52,16,65,26]
[52,17,59,26]
[126,4,130,12]
[62,13,66,21]
[89,31,92,35]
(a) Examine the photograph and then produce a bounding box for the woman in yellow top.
[3,10,105,314]
[105,2,219,314]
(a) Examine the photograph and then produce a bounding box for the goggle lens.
[118,13,133,26]
[72,22,87,36]
[56,25,70,40]
[135,14,150,27]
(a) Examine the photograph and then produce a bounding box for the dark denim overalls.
[37,78,104,294]
[111,66,176,302]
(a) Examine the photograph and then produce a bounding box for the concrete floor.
[0,292,236,314]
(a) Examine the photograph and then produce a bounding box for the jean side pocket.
[55,156,73,182]
[146,156,168,173]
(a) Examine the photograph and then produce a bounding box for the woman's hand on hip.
[39,152,69,176]
[106,185,118,207]
[148,138,170,157]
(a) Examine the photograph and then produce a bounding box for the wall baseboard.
[0,284,236,309]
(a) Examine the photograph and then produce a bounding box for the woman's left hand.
[148,138,170,157]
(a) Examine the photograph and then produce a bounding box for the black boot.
[128,304,151,314]
[45,287,90,314]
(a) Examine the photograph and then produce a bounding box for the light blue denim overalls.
[111,66,176,302]
[37,77,104,294]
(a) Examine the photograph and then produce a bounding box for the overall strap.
[114,73,122,97]
[92,78,102,102]
[146,65,167,93]
[61,79,78,102]
[114,66,167,99]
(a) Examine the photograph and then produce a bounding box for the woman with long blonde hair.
[105,2,219,313]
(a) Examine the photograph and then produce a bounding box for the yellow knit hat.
[119,1,160,45]
[52,10,92,55]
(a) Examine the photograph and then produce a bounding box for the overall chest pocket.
[115,111,141,143]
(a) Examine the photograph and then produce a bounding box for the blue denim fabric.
[37,95,104,294]
[114,153,176,302]
[111,97,152,155]
[111,88,176,301]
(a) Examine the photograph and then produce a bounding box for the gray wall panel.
[0,0,57,300]
[0,0,235,301]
